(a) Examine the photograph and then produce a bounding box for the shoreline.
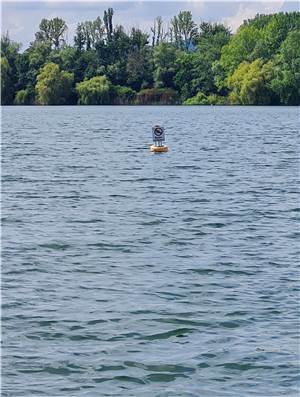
[2,104,299,107]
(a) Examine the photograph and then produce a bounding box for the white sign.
[152,126,165,141]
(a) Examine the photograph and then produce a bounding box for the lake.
[2,106,299,396]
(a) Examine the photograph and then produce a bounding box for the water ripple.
[2,106,299,397]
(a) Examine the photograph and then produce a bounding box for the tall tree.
[74,23,85,51]
[151,16,164,47]
[103,8,114,41]
[171,11,198,50]
[35,18,67,49]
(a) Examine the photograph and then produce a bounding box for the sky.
[1,1,299,50]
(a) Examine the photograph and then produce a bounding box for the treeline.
[1,10,300,105]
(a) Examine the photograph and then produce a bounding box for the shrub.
[76,75,112,105]
[113,85,136,105]
[14,87,35,105]
[135,88,179,105]
[184,91,228,105]
[35,62,74,105]
[184,92,208,105]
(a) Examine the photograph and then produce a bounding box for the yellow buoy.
[150,145,168,153]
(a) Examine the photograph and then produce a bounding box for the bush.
[184,92,208,105]
[206,93,228,105]
[14,87,35,105]
[35,62,74,105]
[135,88,179,105]
[228,91,240,105]
[113,85,136,105]
[227,59,276,105]
[184,91,228,105]
[76,75,112,105]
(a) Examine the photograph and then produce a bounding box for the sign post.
[150,125,168,153]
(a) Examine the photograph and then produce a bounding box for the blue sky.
[2,1,299,50]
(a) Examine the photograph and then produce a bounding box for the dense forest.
[1,10,300,105]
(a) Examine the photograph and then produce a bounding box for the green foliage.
[35,62,74,105]
[184,92,208,105]
[135,88,179,105]
[1,10,300,105]
[227,59,276,105]
[48,46,77,71]
[175,25,231,100]
[14,87,35,105]
[35,18,67,49]
[1,34,21,104]
[220,25,262,75]
[76,75,112,105]
[153,43,178,88]
[113,85,136,104]
[1,56,12,104]
[218,11,300,93]
[184,92,227,105]
[27,42,51,70]
[171,11,197,50]
[271,31,300,105]
[126,47,153,91]
[246,12,300,59]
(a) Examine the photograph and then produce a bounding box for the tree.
[151,16,164,47]
[35,62,74,105]
[48,46,78,75]
[74,23,86,51]
[199,22,231,39]
[126,49,153,90]
[14,87,35,105]
[153,42,178,88]
[174,51,194,99]
[246,12,300,59]
[126,29,153,90]
[227,59,276,105]
[35,18,67,49]
[271,31,300,105]
[1,34,21,104]
[171,11,197,50]
[174,26,230,100]
[195,28,231,92]
[76,75,112,104]
[219,25,262,75]
[103,8,114,41]
[2,10,300,106]
[1,57,12,104]
[113,85,136,104]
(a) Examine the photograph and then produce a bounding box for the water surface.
[2,106,299,396]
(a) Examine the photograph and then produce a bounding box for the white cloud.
[222,1,285,32]
[1,0,297,49]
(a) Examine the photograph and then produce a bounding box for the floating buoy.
[150,125,168,153]
[150,144,168,153]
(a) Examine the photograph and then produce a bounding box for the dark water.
[2,106,299,396]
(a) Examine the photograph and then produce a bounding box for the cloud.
[1,0,298,49]
[222,1,285,32]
